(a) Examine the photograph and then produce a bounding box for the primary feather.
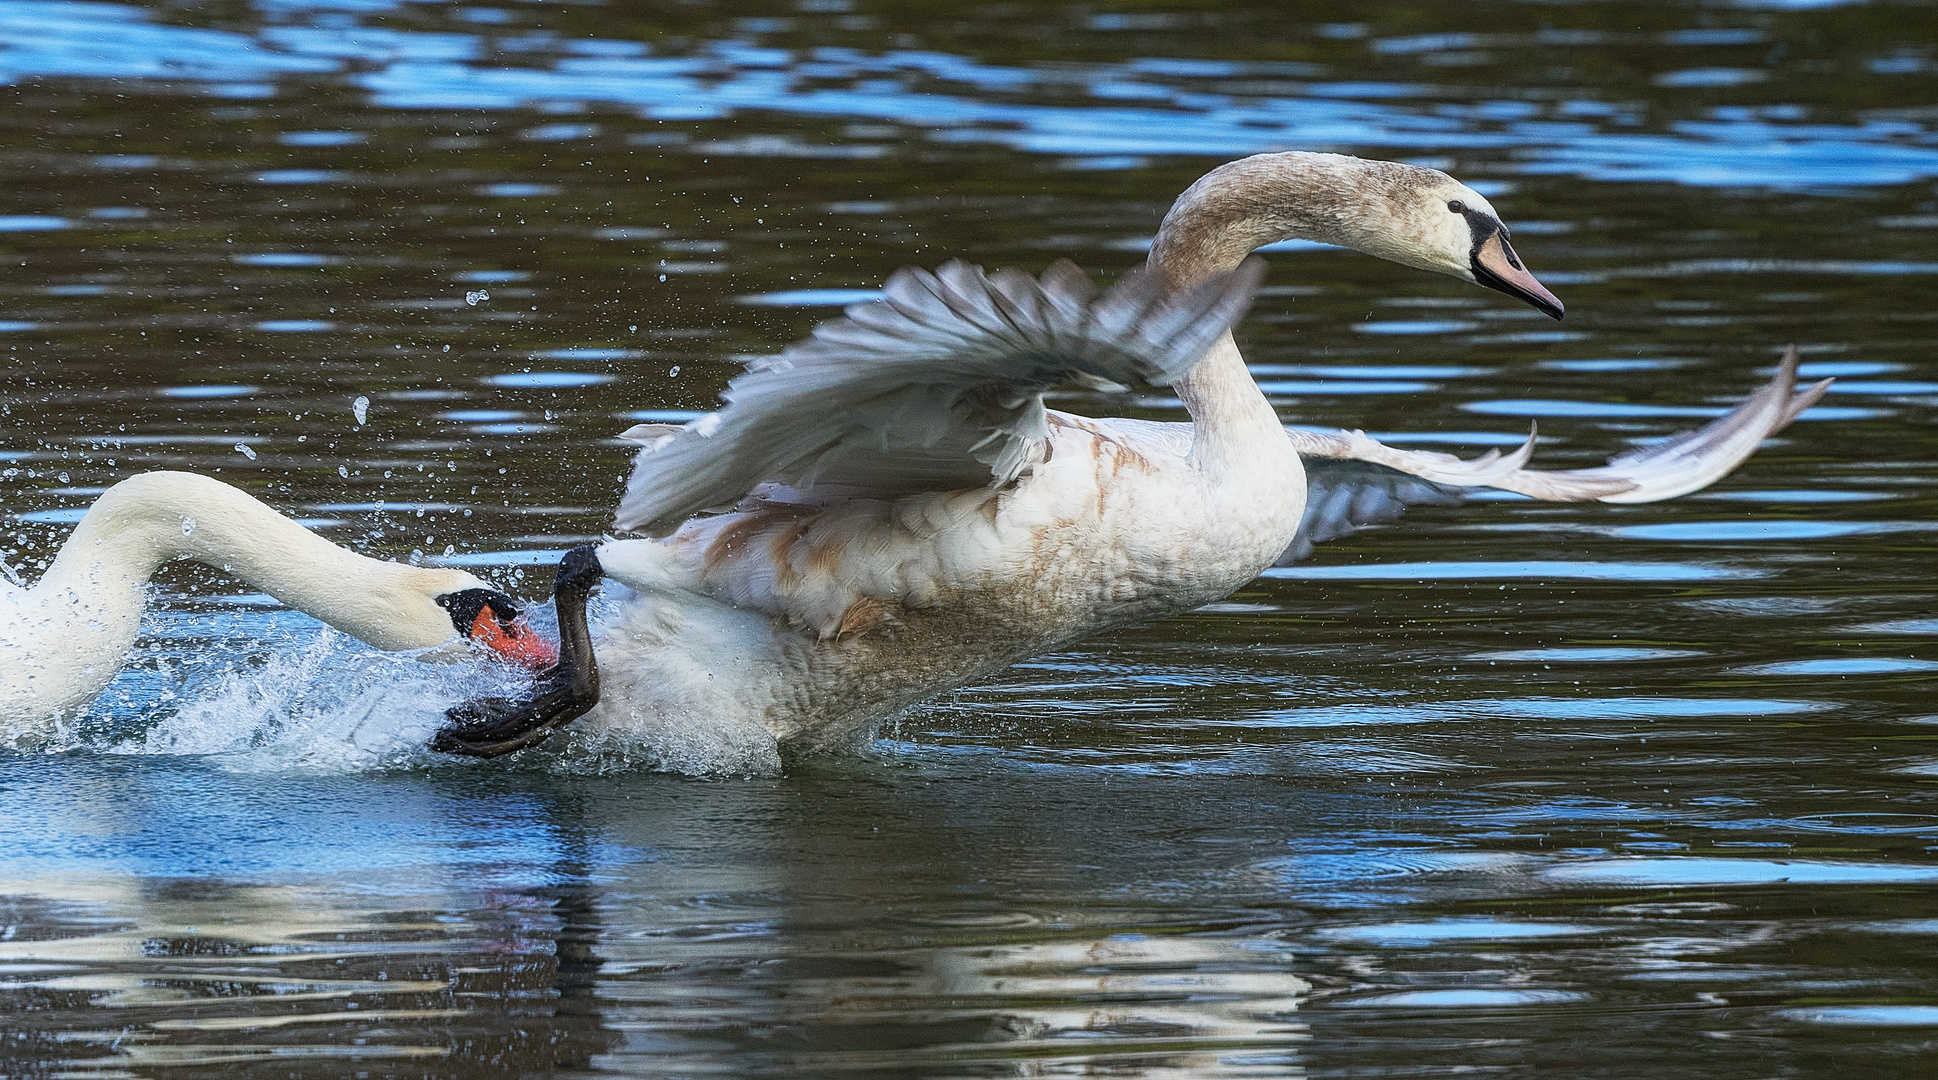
[615,257,1265,534]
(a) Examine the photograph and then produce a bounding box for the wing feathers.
[1276,348,1830,562]
[1284,348,1824,504]
[616,258,1262,534]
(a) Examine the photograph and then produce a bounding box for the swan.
[0,470,553,737]
[435,150,1829,766]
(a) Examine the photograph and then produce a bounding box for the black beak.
[431,546,604,758]
[1471,230,1565,320]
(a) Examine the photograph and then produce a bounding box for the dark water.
[4,0,1938,1074]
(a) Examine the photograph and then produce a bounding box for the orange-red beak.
[470,608,558,670]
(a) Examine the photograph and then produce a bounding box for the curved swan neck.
[1148,152,1421,287]
[41,472,485,650]
[1145,153,1449,468]
[1145,154,1366,463]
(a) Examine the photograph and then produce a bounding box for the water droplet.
[352,395,369,425]
[235,443,256,460]
[338,464,348,478]
[465,289,490,306]
[669,365,680,376]
[180,516,195,537]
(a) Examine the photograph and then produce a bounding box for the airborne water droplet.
[352,395,370,425]
[338,464,348,478]
[235,443,256,460]
[181,516,195,537]
[465,289,490,306]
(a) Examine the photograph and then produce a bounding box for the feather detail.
[1274,348,1831,563]
[614,258,1264,534]
[1282,348,1824,503]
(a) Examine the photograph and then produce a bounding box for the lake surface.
[4,0,1938,1075]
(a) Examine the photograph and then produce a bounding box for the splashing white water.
[113,629,525,773]
[1,589,792,778]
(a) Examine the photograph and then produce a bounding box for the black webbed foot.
[431,545,603,758]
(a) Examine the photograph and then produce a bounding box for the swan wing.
[1277,348,1831,563]
[615,258,1265,533]
[1276,460,1467,564]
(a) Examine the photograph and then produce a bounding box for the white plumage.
[563,152,1827,768]
[0,472,531,743]
[0,152,1828,769]
[617,258,1266,533]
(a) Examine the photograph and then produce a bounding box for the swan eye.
[1447,199,1466,214]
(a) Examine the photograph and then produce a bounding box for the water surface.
[4,0,1938,1075]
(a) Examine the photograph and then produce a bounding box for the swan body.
[536,152,1826,768]
[0,471,541,736]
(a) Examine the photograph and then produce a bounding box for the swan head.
[1152,152,1564,319]
[437,587,558,669]
[1284,157,1563,320]
[1367,175,1566,320]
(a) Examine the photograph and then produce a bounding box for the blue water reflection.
[5,0,1938,1075]
[0,759,648,884]
[1,0,1934,189]
[1265,560,1758,581]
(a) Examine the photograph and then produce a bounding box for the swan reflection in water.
[1,152,1828,767]
[0,869,1309,1076]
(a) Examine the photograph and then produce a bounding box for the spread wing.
[615,258,1265,534]
[1277,347,1831,564]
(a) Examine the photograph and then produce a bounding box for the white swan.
[0,470,552,737]
[436,151,1828,766]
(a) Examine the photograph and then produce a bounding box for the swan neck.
[41,472,481,651]
[1147,155,1372,460]
[1147,152,1366,289]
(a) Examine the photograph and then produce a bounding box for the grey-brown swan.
[435,151,1827,768]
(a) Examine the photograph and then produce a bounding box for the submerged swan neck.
[40,472,484,651]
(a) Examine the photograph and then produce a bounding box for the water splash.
[5,590,791,777]
[111,629,521,773]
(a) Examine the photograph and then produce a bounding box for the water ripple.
[1265,560,1758,582]
[0,0,1932,189]
[1545,859,1938,886]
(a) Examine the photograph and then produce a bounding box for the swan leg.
[431,546,604,759]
